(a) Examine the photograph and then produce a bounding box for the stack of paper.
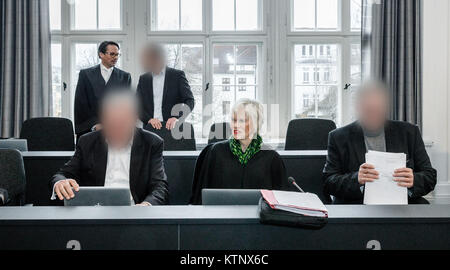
[363,151,408,205]
[261,190,328,217]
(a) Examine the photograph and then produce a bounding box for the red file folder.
[261,190,328,218]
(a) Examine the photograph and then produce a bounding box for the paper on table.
[263,190,328,217]
[363,151,408,205]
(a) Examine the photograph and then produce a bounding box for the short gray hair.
[231,99,264,135]
[356,80,389,102]
[100,90,139,117]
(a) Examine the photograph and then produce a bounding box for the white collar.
[101,63,114,72]
[152,67,166,77]
[105,135,134,151]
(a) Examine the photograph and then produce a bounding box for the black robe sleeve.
[74,70,98,135]
[190,144,215,205]
[270,152,289,190]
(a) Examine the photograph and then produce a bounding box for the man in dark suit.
[51,91,168,206]
[74,41,132,139]
[323,81,437,204]
[137,43,195,131]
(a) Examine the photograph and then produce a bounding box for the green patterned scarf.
[229,135,263,166]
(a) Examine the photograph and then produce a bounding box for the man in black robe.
[74,41,132,139]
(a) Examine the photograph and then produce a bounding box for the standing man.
[74,41,132,139]
[137,43,195,131]
[323,81,437,204]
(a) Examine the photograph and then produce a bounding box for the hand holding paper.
[363,151,408,205]
[358,163,380,184]
[393,167,414,188]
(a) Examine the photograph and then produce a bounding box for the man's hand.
[149,119,163,130]
[358,163,379,185]
[54,179,80,201]
[166,117,178,130]
[136,201,152,207]
[394,168,414,188]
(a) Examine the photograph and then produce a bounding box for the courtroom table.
[1,205,450,250]
[22,151,329,206]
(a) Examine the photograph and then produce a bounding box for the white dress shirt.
[100,64,114,84]
[104,144,132,189]
[152,68,166,122]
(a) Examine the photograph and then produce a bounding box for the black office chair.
[208,122,232,145]
[285,119,337,150]
[144,121,196,151]
[20,117,75,151]
[0,149,26,206]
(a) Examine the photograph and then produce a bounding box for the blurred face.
[357,90,389,132]
[231,108,254,141]
[143,49,165,74]
[99,45,120,68]
[100,102,137,148]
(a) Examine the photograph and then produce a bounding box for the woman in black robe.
[190,99,288,205]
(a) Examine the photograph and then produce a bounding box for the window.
[351,43,362,85]
[212,0,261,31]
[351,0,362,31]
[164,43,204,132]
[51,43,62,117]
[50,0,126,119]
[294,44,339,120]
[290,0,362,125]
[49,0,61,31]
[292,0,339,31]
[72,0,122,30]
[148,0,264,138]
[48,0,361,141]
[303,69,310,83]
[151,0,203,31]
[212,43,260,123]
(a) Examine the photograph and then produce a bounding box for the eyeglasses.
[104,52,121,58]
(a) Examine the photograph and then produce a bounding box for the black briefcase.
[258,198,328,229]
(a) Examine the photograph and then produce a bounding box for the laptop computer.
[202,189,262,206]
[0,139,28,152]
[64,187,132,207]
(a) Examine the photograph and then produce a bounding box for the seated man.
[50,91,168,206]
[323,81,437,204]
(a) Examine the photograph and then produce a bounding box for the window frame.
[285,0,361,127]
[147,1,267,138]
[290,0,343,33]
[147,0,267,36]
[289,38,343,124]
[49,0,361,141]
[69,0,125,33]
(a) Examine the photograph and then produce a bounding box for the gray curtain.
[0,0,52,138]
[362,0,422,127]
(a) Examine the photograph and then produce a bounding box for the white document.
[272,191,328,217]
[363,151,408,205]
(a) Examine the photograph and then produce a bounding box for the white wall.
[423,0,450,196]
